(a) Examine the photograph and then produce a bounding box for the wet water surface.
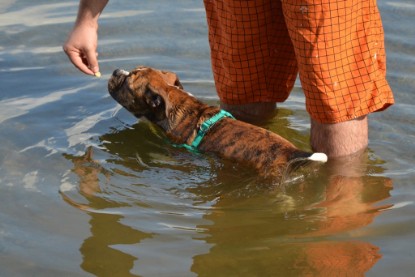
[1,0,415,276]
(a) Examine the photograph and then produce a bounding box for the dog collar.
[176,109,235,152]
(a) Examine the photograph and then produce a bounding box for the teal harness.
[175,110,235,152]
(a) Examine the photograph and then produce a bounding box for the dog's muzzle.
[108,69,130,94]
[112,69,130,77]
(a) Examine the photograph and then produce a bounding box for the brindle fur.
[108,66,319,177]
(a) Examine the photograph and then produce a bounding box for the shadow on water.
[61,110,393,276]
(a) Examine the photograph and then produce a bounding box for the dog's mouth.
[107,67,153,119]
[108,69,130,94]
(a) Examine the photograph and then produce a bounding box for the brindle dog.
[108,66,327,178]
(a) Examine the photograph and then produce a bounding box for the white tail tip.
[308,153,328,163]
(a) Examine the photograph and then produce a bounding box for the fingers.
[85,49,100,75]
[64,49,91,75]
[63,46,100,76]
[62,24,100,76]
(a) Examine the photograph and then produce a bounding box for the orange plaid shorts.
[204,0,394,123]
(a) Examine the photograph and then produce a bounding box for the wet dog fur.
[108,66,327,178]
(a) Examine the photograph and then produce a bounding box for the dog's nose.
[112,69,130,77]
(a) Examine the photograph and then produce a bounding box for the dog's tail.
[280,151,328,184]
[288,150,328,164]
[286,150,328,172]
[307,152,328,163]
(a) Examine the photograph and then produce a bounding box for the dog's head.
[108,66,211,143]
[108,66,185,123]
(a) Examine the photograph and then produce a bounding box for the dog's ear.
[160,70,183,89]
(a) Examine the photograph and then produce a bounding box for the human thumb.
[86,50,100,76]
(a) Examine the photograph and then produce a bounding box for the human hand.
[63,23,100,76]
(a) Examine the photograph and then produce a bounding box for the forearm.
[75,0,109,27]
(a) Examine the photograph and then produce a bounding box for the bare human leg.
[310,116,368,158]
[221,101,368,158]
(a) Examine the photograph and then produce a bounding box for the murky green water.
[1,0,414,276]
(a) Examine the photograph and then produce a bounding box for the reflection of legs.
[204,0,298,122]
[301,241,382,275]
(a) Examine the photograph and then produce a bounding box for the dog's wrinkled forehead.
[128,67,162,83]
[128,66,182,89]
[130,66,150,75]
[123,66,148,80]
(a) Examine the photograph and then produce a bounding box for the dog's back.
[198,116,327,177]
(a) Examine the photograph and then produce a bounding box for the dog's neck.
[153,88,220,145]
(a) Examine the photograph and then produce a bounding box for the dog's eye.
[144,88,163,108]
[150,95,162,108]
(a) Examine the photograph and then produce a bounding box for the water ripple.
[0,2,153,30]
[0,83,95,124]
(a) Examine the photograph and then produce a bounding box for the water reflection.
[80,213,149,276]
[191,153,392,276]
[62,148,152,276]
[61,116,392,276]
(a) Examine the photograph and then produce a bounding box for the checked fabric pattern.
[204,0,394,123]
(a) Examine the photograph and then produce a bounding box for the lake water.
[1,0,414,276]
